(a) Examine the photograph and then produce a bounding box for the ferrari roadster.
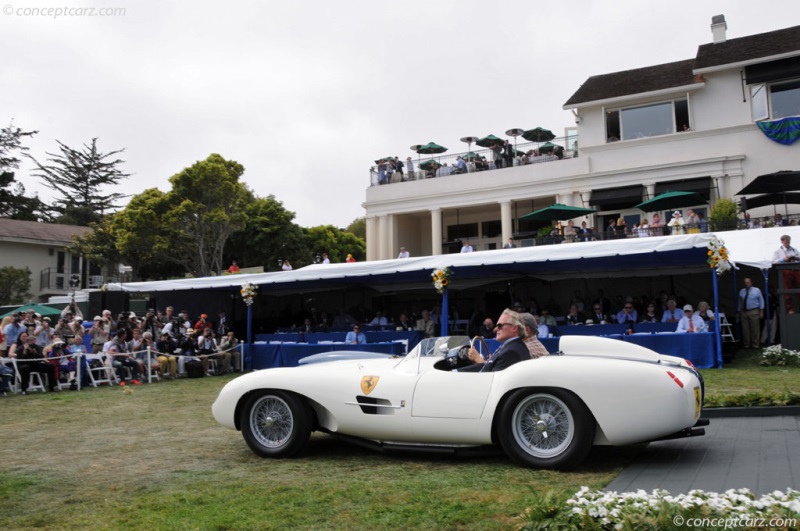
[212,335,706,469]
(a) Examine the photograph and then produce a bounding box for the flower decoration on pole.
[706,236,732,275]
[240,281,257,306]
[431,267,452,294]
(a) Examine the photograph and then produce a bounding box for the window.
[771,79,800,119]
[750,84,768,121]
[446,223,478,241]
[605,98,689,142]
[482,220,502,238]
[750,79,800,121]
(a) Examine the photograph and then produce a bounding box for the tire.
[498,388,595,470]
[240,390,311,458]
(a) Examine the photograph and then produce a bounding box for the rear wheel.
[498,388,595,469]
[240,390,311,458]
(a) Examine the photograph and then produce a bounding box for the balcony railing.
[369,135,578,186]
[39,268,131,292]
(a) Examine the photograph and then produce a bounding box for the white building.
[364,16,800,260]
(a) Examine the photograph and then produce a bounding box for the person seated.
[454,156,467,174]
[460,309,530,372]
[368,312,388,327]
[395,313,412,332]
[521,313,548,358]
[539,309,557,328]
[639,303,659,323]
[616,302,638,324]
[661,299,682,323]
[696,301,715,322]
[587,304,607,324]
[136,331,161,379]
[218,331,240,372]
[106,334,141,385]
[564,304,584,326]
[415,310,435,338]
[676,305,705,333]
[345,325,366,345]
[10,333,58,394]
[197,329,230,375]
[156,332,178,379]
[476,317,495,338]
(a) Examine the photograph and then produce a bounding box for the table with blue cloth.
[255,331,423,351]
[555,322,677,336]
[248,341,407,370]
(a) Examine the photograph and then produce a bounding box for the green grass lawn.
[0,377,634,530]
[1,348,794,530]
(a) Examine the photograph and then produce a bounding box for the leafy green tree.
[165,154,249,276]
[347,217,366,240]
[304,225,366,263]
[0,123,44,220]
[225,194,310,270]
[0,266,31,305]
[28,138,129,226]
[710,198,740,231]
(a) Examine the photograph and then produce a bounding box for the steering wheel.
[469,337,491,363]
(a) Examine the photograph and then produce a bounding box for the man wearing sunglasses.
[459,309,530,372]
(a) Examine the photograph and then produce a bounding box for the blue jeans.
[0,363,13,392]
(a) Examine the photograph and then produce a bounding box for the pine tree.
[29,138,130,225]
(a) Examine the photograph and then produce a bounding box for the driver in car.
[458,309,530,372]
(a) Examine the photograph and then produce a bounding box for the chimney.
[711,14,727,44]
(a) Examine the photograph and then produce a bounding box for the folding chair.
[84,353,117,387]
[11,358,48,393]
[718,313,735,342]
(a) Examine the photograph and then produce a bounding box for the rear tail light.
[666,370,684,388]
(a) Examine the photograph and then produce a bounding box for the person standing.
[397,247,410,259]
[460,241,474,253]
[503,238,516,249]
[503,140,514,169]
[772,234,800,314]
[738,277,764,348]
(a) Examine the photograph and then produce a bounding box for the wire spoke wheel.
[240,390,311,458]
[513,394,574,457]
[250,395,294,448]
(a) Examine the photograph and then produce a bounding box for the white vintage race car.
[212,335,706,469]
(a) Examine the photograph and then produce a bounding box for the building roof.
[695,25,800,70]
[564,59,698,107]
[0,218,91,245]
[565,24,800,107]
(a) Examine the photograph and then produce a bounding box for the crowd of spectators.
[0,303,242,395]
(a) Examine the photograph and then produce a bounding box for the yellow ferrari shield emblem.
[360,375,379,395]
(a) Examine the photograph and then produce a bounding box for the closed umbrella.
[520,203,596,221]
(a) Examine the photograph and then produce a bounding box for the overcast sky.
[3,1,799,228]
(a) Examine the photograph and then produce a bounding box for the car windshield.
[395,336,470,375]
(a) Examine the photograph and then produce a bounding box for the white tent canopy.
[104,229,798,295]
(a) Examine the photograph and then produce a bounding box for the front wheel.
[498,388,595,469]
[240,390,311,458]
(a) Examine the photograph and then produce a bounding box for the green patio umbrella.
[0,303,63,319]
[522,127,556,142]
[462,152,480,160]
[635,191,708,212]
[520,203,597,221]
[419,159,442,170]
[415,142,448,155]
[537,142,563,154]
[476,134,504,148]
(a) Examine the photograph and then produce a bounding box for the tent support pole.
[763,268,772,347]
[441,288,449,337]
[713,268,724,368]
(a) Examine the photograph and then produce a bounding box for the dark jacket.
[460,337,530,372]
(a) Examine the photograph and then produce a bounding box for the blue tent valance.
[757,116,800,145]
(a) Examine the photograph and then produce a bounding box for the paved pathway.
[607,412,800,495]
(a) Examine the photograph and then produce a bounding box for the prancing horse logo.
[361,375,379,395]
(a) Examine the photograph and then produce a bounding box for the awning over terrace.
[106,228,800,295]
